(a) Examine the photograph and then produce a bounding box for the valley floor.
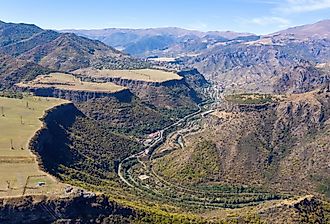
[0,91,329,223]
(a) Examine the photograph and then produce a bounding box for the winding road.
[117,101,211,188]
[116,98,286,208]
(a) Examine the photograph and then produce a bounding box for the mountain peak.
[272,19,330,39]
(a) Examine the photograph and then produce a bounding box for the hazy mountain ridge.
[62,27,257,56]
[185,20,330,94]
[0,21,148,72]
[188,39,330,93]
[62,20,330,95]
[270,19,330,39]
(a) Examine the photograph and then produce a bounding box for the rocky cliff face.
[258,195,329,224]
[82,74,186,88]
[29,103,84,174]
[77,70,204,110]
[223,102,277,113]
[16,84,133,103]
[0,103,139,224]
[4,94,330,223]
[159,90,330,197]
[188,38,330,94]
[0,194,135,224]
[177,68,209,90]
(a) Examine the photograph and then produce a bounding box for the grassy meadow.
[74,68,182,82]
[0,96,68,197]
[17,73,126,93]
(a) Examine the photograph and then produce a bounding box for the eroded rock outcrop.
[16,85,133,103]
[0,194,135,224]
[258,196,328,224]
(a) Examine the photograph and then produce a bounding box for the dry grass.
[211,111,234,120]
[0,96,68,197]
[74,68,182,82]
[17,73,126,93]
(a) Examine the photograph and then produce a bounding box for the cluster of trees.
[225,93,274,105]
[63,117,142,184]
[76,96,194,138]
[92,56,150,70]
[0,91,23,99]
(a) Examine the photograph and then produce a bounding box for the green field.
[17,73,126,93]
[74,68,182,82]
[0,96,68,197]
[225,93,280,104]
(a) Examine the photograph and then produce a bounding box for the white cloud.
[278,0,330,13]
[246,16,291,28]
[238,0,329,34]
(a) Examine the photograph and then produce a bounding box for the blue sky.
[0,0,329,34]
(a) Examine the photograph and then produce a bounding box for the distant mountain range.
[270,19,330,39]
[62,27,258,57]
[187,19,330,93]
[63,19,330,94]
[0,20,147,89]
[1,19,330,94]
[63,20,330,58]
[0,21,146,72]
